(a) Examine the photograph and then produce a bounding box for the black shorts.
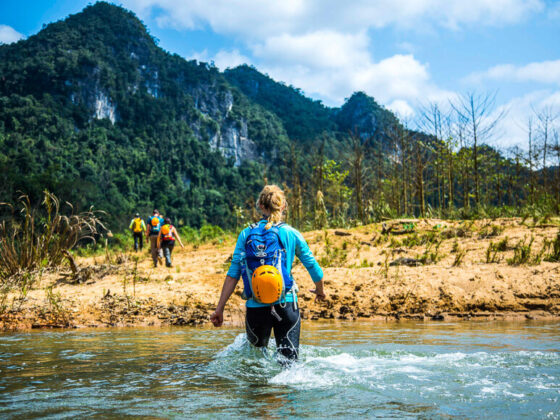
[245,303,301,362]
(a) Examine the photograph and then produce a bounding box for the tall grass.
[0,191,104,286]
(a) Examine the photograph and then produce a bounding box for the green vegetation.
[0,2,559,236]
[507,236,535,265]
[452,246,466,267]
[318,232,348,267]
[418,241,443,265]
[545,232,560,262]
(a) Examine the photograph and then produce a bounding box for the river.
[1,321,559,419]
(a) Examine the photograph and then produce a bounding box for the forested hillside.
[0,2,287,227]
[1,2,558,231]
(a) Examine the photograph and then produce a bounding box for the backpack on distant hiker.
[161,224,175,242]
[149,216,161,233]
[132,218,143,233]
[241,222,293,304]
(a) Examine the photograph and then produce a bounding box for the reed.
[452,247,466,267]
[0,191,104,287]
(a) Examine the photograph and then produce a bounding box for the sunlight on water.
[1,321,559,418]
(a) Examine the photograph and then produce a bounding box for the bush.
[507,236,534,266]
[199,224,226,242]
[178,224,230,245]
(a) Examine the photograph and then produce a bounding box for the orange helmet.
[151,217,159,226]
[251,265,283,304]
[161,224,170,235]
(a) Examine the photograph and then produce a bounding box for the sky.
[1,0,559,149]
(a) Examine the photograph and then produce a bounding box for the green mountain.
[224,65,336,142]
[0,2,293,227]
[0,2,405,227]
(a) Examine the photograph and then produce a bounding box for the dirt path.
[1,218,559,330]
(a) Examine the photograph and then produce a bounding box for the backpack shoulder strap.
[265,224,286,248]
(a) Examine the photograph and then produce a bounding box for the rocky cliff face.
[209,119,256,166]
[188,83,257,165]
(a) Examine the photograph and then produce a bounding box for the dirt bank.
[1,218,559,331]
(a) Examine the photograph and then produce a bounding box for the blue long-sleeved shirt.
[226,220,323,307]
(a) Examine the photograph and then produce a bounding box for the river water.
[0,321,558,419]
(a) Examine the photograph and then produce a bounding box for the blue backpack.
[149,216,162,233]
[241,222,293,303]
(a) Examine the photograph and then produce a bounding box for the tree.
[450,92,506,208]
[533,106,558,195]
[347,130,372,223]
[552,129,560,213]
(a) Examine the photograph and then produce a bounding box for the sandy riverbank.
[1,218,559,331]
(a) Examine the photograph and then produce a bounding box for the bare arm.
[157,231,162,248]
[210,275,239,327]
[173,227,184,248]
[310,279,326,301]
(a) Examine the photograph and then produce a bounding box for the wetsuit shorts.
[245,303,301,362]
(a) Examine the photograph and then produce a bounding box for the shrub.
[486,242,501,264]
[478,224,504,239]
[507,236,534,266]
[199,224,227,243]
[545,232,560,262]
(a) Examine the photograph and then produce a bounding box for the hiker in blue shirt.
[146,209,164,267]
[211,185,326,363]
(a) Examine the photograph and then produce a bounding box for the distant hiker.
[157,217,184,267]
[210,185,326,365]
[147,209,164,267]
[129,212,146,252]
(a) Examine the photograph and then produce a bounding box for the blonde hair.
[257,185,286,230]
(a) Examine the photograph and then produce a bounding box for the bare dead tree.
[533,105,558,193]
[347,130,372,224]
[417,102,445,210]
[450,92,507,207]
[525,116,536,205]
[443,113,457,209]
[553,129,560,213]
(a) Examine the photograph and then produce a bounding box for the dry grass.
[0,191,104,287]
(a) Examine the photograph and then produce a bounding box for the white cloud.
[0,25,24,44]
[466,60,560,86]
[252,31,370,69]
[492,90,560,149]
[190,49,251,70]
[389,99,415,118]
[260,47,453,109]
[189,50,251,71]
[123,0,545,38]
[197,30,453,110]
[213,49,251,70]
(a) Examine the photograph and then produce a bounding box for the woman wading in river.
[210,185,326,363]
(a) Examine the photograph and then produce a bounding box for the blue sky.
[1,0,559,148]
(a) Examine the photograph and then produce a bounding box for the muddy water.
[1,321,559,419]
